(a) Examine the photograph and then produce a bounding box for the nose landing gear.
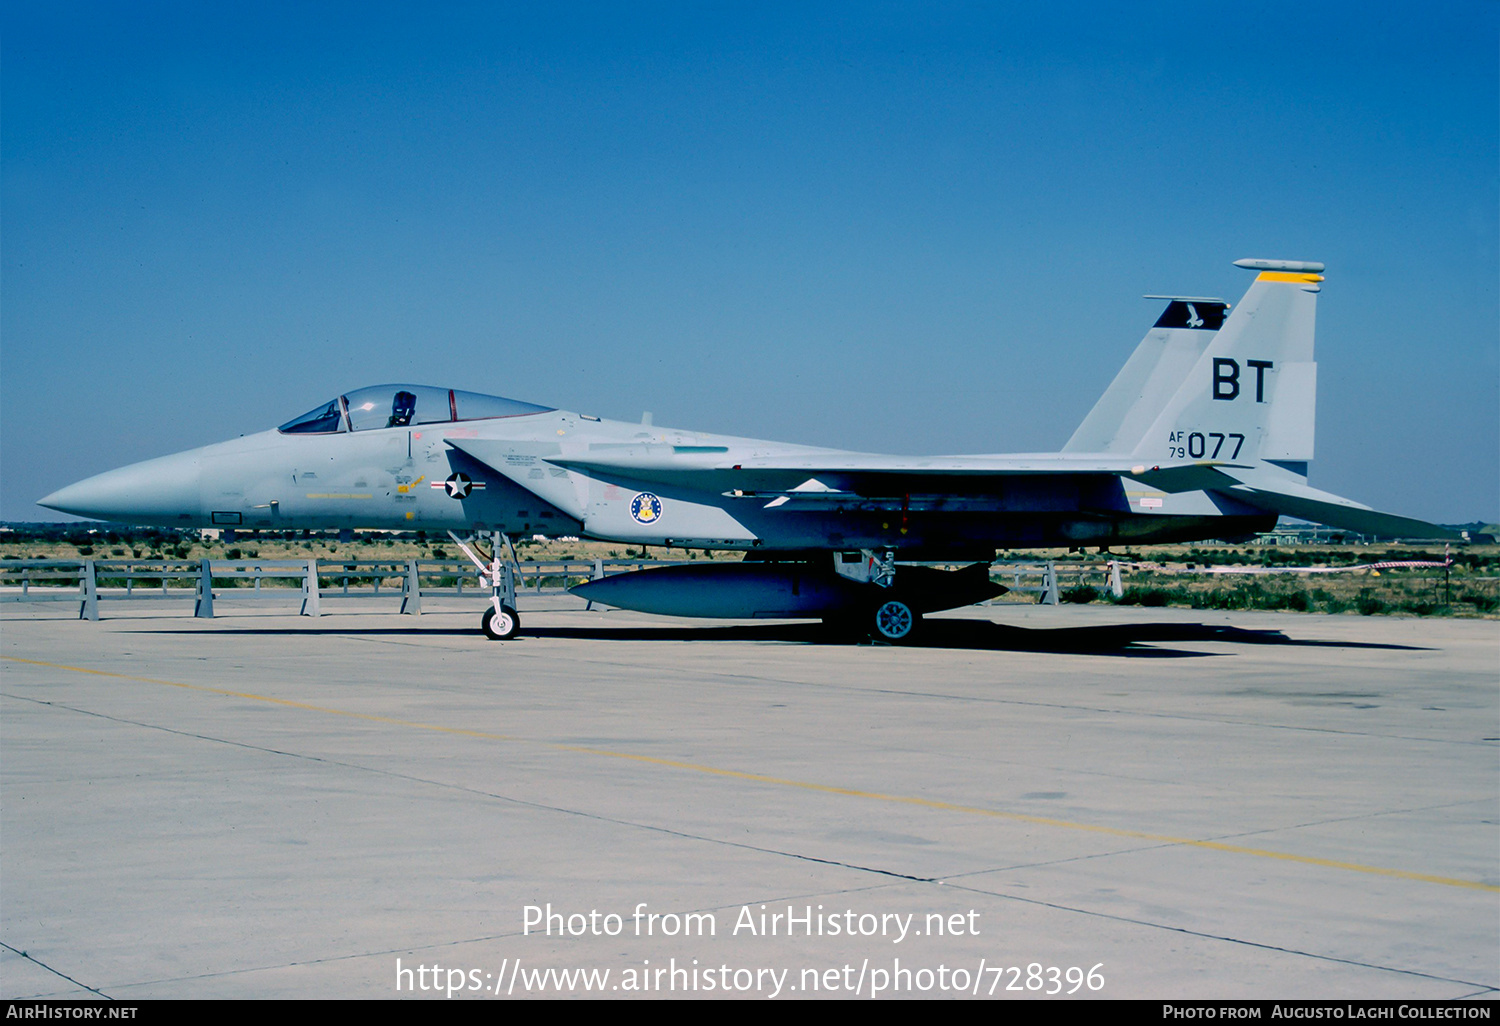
[451,530,523,641]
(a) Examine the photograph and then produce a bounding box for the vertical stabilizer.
[1064,297,1227,453]
[1131,259,1322,475]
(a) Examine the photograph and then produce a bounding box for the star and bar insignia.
[431,472,487,499]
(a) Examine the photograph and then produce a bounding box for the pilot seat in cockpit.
[388,390,417,428]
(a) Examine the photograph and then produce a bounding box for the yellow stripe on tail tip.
[1256,271,1325,284]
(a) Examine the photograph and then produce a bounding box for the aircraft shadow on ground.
[128,618,1432,657]
[519,620,1431,656]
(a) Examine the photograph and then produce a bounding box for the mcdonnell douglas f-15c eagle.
[40,259,1462,641]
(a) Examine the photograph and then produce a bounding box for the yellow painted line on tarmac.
[2,656,524,741]
[7,654,1495,894]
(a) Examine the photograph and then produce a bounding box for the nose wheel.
[481,603,520,641]
[872,598,919,642]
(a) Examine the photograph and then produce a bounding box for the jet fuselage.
[39,399,1270,556]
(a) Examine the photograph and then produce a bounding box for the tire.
[871,598,919,642]
[481,603,520,640]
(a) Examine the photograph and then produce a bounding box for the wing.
[448,435,1459,541]
[548,450,1173,495]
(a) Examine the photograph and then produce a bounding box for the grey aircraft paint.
[39,260,1461,640]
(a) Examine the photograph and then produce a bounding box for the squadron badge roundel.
[630,492,663,525]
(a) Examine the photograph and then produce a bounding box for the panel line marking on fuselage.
[5,654,1494,894]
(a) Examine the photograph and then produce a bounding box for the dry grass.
[3,529,1495,617]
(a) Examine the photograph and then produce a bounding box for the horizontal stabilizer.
[1221,481,1462,540]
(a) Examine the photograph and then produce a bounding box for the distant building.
[1254,521,1366,545]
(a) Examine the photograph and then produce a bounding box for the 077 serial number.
[1167,431,1245,460]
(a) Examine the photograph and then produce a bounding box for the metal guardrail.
[986,560,1123,605]
[7,555,1476,622]
[0,557,1106,620]
[0,557,738,620]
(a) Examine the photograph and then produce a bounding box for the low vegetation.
[1038,543,1498,617]
[1,526,1495,617]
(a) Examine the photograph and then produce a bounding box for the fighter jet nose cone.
[36,472,133,520]
[37,451,204,525]
[37,483,86,515]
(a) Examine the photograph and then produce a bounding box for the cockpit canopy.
[278,385,554,434]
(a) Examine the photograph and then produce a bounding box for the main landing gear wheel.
[872,598,919,642]
[481,603,520,641]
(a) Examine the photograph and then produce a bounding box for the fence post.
[1108,560,1124,599]
[194,559,215,618]
[300,558,321,617]
[400,560,422,615]
[585,557,605,610]
[78,560,99,621]
[1040,561,1060,605]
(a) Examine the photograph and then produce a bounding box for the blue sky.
[4,2,1496,523]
